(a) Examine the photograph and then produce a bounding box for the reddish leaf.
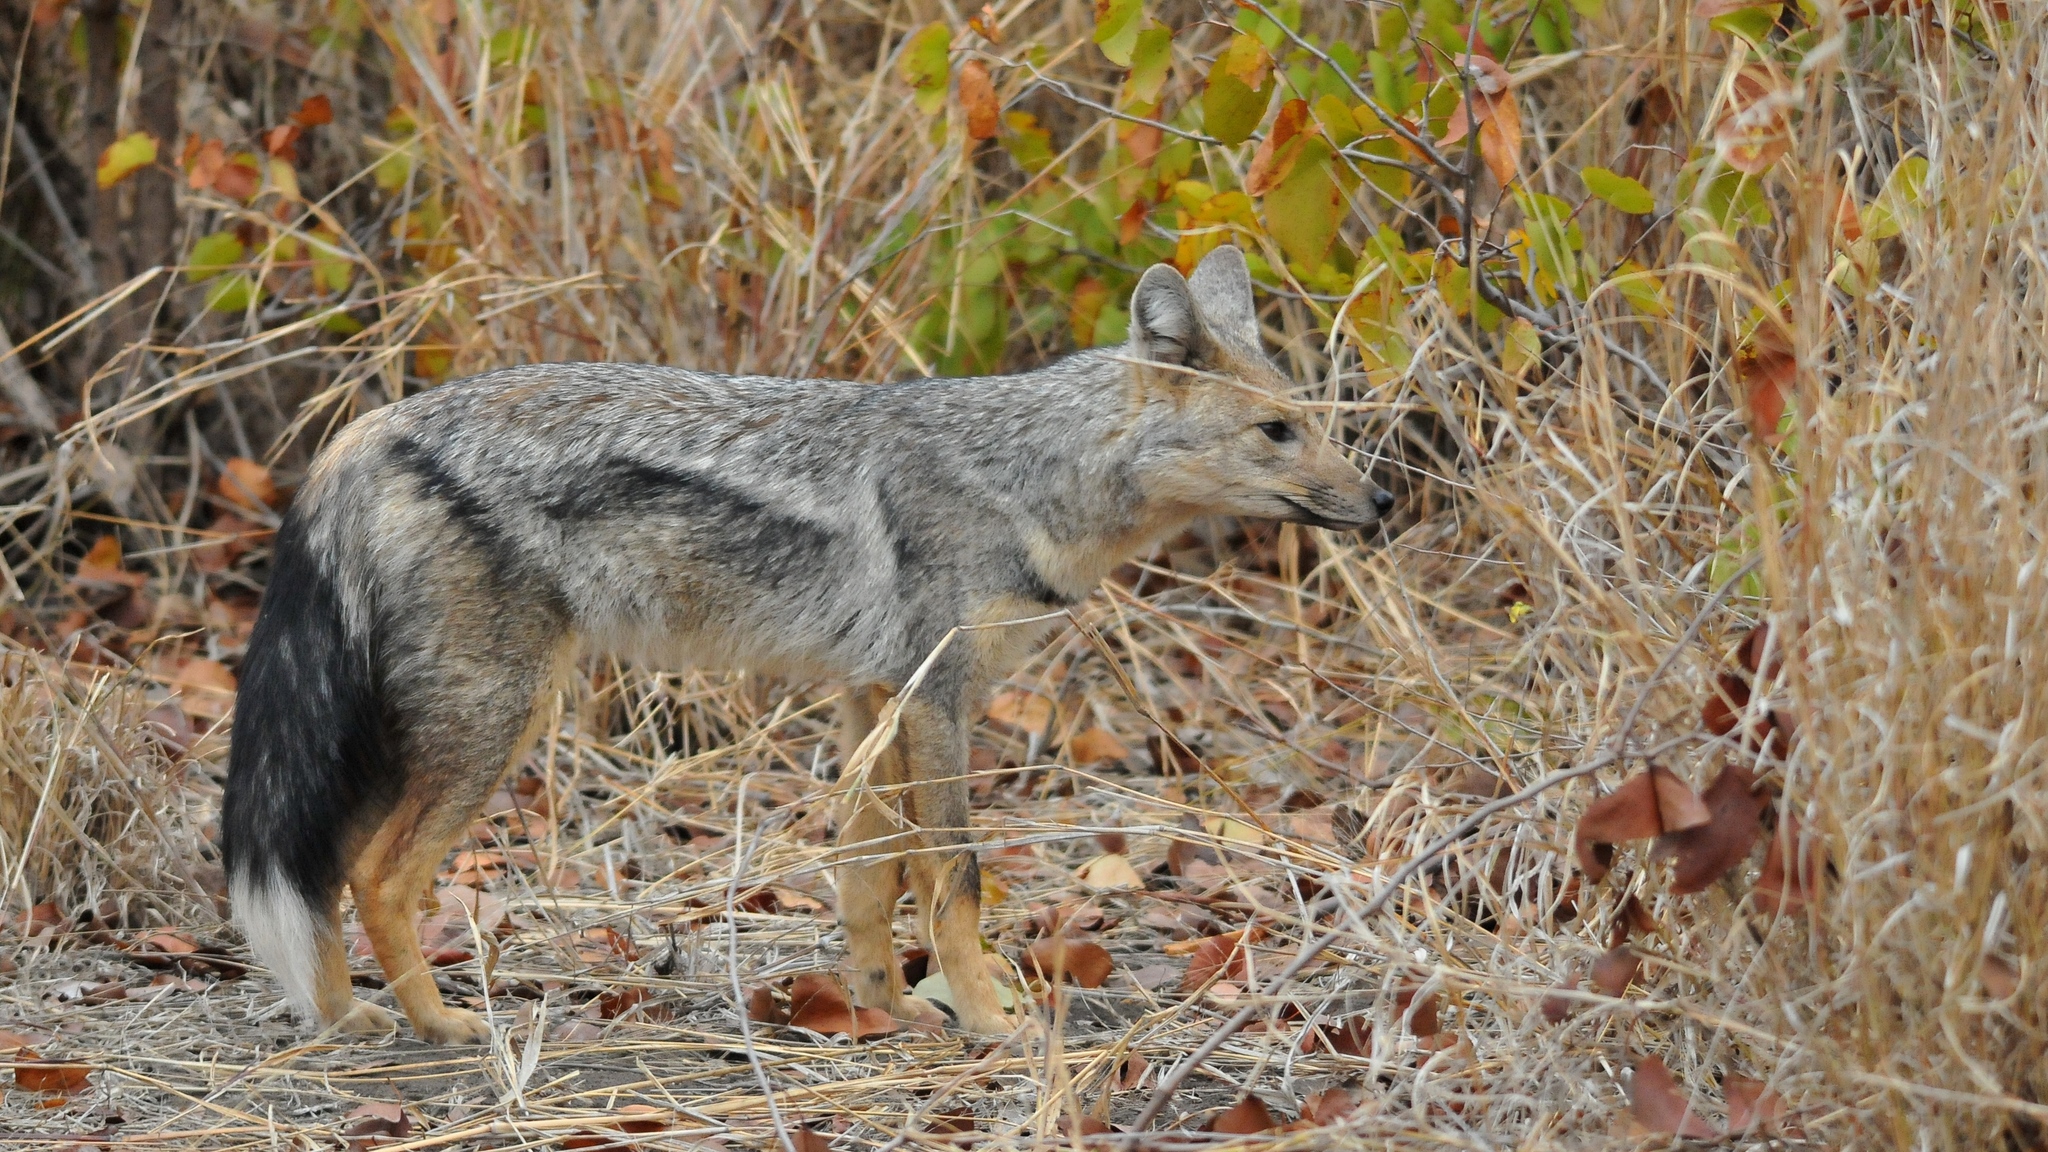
[186,138,227,191]
[1591,945,1640,997]
[263,123,305,160]
[1539,978,1579,1023]
[1573,772,1661,881]
[1724,1074,1784,1134]
[1477,91,1522,184]
[959,60,999,141]
[1180,928,1261,992]
[290,94,334,127]
[1022,936,1115,988]
[1754,810,1820,915]
[1308,1015,1372,1056]
[747,985,789,1024]
[213,155,262,201]
[1395,984,1440,1036]
[1738,317,1796,444]
[1206,1095,1277,1135]
[1651,764,1711,831]
[1982,955,2021,999]
[787,973,897,1040]
[343,1101,412,1150]
[217,457,280,512]
[1715,64,1792,175]
[75,535,147,588]
[15,1060,91,1094]
[1303,1086,1357,1126]
[1630,1055,1720,1138]
[1245,98,1311,196]
[1655,763,1767,894]
[1702,672,1751,736]
[792,1126,832,1152]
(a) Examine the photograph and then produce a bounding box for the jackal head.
[1122,246,1394,532]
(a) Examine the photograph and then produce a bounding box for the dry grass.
[0,1,2042,1148]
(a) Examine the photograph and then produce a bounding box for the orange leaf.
[186,139,227,191]
[15,1060,91,1094]
[1245,98,1310,196]
[1206,1095,1277,1135]
[290,94,334,127]
[1630,1055,1720,1138]
[263,123,304,160]
[75,534,146,588]
[1066,727,1130,764]
[959,60,1000,141]
[1478,93,1522,184]
[1023,936,1115,988]
[1724,1074,1785,1134]
[1303,1086,1356,1126]
[1715,63,1791,176]
[1738,317,1796,445]
[1180,927,1261,991]
[217,457,279,512]
[1395,983,1440,1036]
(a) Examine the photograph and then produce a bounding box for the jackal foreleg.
[836,686,919,1019]
[897,695,1014,1036]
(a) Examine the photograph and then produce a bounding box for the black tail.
[221,505,396,1016]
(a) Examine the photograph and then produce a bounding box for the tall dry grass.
[0,1,2041,1147]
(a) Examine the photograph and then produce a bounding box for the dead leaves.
[1714,64,1793,176]
[1630,1056,1791,1139]
[1245,99,1311,197]
[1022,935,1114,988]
[959,60,1000,141]
[1653,763,1768,895]
[1435,53,1522,185]
[1178,926,1263,993]
[751,973,897,1041]
[1573,765,1710,883]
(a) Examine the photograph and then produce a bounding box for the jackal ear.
[1129,263,1198,367]
[1188,245,1260,348]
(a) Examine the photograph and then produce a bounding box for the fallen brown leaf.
[1724,1073,1785,1134]
[1655,762,1767,894]
[1180,927,1262,992]
[1630,1055,1719,1138]
[1206,1095,1277,1134]
[1022,936,1114,988]
[1591,944,1640,997]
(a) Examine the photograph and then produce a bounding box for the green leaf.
[96,131,158,189]
[1517,190,1584,300]
[1001,112,1058,175]
[1609,260,1669,317]
[1581,166,1655,214]
[316,307,364,335]
[1863,154,1928,241]
[203,274,260,313]
[1502,317,1543,377]
[1709,4,1780,44]
[487,26,535,67]
[1262,138,1346,268]
[311,234,355,295]
[185,231,244,282]
[1094,0,1144,66]
[898,22,952,115]
[1566,0,1605,14]
[1122,22,1173,107]
[1202,37,1276,146]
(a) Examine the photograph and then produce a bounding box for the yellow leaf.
[1075,853,1145,889]
[1067,727,1131,764]
[96,131,158,189]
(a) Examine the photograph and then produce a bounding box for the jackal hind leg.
[351,637,567,1045]
[310,899,395,1035]
[898,695,1014,1036]
[837,686,924,1020]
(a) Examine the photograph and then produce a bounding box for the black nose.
[1372,490,1396,515]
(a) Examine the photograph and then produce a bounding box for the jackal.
[220,246,1392,1043]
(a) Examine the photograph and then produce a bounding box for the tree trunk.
[81,0,182,365]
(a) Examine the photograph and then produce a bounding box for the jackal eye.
[1257,420,1294,444]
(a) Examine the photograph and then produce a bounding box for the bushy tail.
[222,506,395,1020]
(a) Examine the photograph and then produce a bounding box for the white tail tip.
[230,869,328,1024]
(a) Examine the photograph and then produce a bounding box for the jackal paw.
[332,1000,396,1036]
[892,994,950,1027]
[954,1005,1018,1036]
[413,1006,492,1045]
